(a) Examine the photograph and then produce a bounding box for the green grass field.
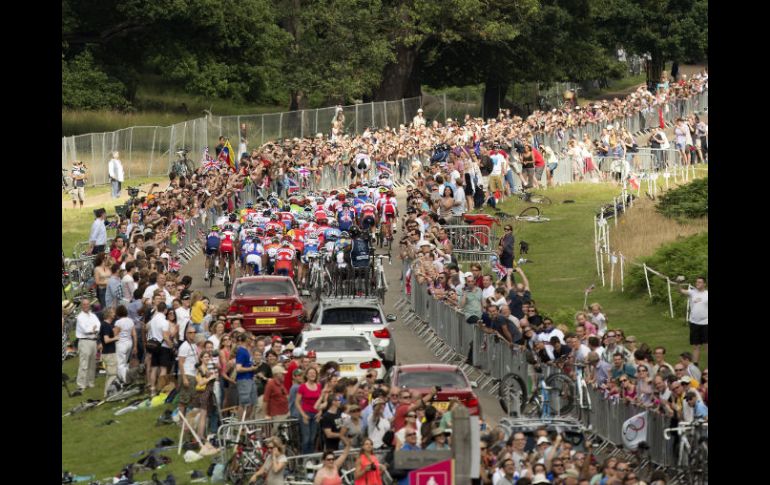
[61,359,217,481]
[475,181,708,369]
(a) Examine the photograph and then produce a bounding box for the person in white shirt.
[412,108,426,129]
[176,326,200,415]
[175,294,192,342]
[366,399,391,449]
[114,305,137,382]
[88,209,108,255]
[679,277,708,364]
[566,333,591,364]
[147,303,173,394]
[142,272,172,306]
[120,262,137,307]
[74,299,101,394]
[108,151,125,199]
[481,275,496,301]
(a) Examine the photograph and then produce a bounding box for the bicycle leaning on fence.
[663,419,708,485]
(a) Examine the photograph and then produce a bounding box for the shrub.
[62,51,130,111]
[626,233,708,316]
[656,177,708,219]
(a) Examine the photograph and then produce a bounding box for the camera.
[127,187,140,198]
[211,349,220,357]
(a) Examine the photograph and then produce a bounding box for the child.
[575,312,598,336]
[588,303,608,336]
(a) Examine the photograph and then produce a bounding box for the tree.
[62,50,130,110]
[593,0,708,84]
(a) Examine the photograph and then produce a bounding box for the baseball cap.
[272,365,287,375]
[536,437,551,446]
[272,336,283,343]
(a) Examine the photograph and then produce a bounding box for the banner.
[409,458,454,485]
[622,411,648,450]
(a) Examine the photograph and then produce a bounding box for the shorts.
[488,175,504,193]
[178,376,197,405]
[275,267,290,276]
[237,378,258,406]
[534,166,545,181]
[152,346,174,369]
[205,246,219,256]
[689,323,708,345]
[361,216,375,231]
[676,142,686,150]
[70,186,85,201]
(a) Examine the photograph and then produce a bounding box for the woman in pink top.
[575,312,598,336]
[296,367,322,454]
[314,436,351,485]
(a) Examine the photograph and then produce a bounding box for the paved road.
[181,186,507,428]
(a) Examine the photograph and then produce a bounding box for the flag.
[628,174,640,190]
[376,161,393,175]
[489,255,508,280]
[286,177,299,195]
[222,139,237,172]
[201,146,212,163]
[168,258,181,273]
[658,108,665,129]
[621,411,648,450]
[203,158,219,172]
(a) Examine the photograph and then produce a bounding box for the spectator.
[234,332,258,419]
[177,325,199,417]
[192,351,217,441]
[679,277,708,365]
[89,208,109,255]
[366,398,391,449]
[108,151,124,199]
[652,346,674,377]
[479,304,515,344]
[342,403,366,448]
[248,436,288,485]
[70,160,87,208]
[114,305,137,383]
[498,225,515,272]
[296,367,322,454]
[313,436,352,484]
[263,365,289,420]
[98,308,119,397]
[610,352,637,380]
[460,272,483,320]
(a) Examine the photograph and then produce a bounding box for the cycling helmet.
[282,234,292,241]
[328,219,339,228]
[357,188,367,195]
[262,210,272,217]
[267,228,276,236]
[210,225,220,232]
[349,226,361,237]
[270,192,278,199]
[271,237,280,243]
[342,202,351,208]
[281,240,292,247]
[339,231,350,239]
[245,202,254,208]
[316,197,325,205]
[229,213,237,222]
[380,173,390,179]
[291,220,299,228]
[304,206,313,212]
[270,213,280,221]
[378,187,389,194]
[255,227,265,235]
[224,224,233,231]
[282,204,291,212]
[326,233,339,242]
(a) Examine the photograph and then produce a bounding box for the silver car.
[306,297,397,367]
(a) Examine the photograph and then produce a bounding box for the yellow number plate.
[339,364,356,373]
[432,401,450,411]
[253,306,278,312]
[254,318,277,325]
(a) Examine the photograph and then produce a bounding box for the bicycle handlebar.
[663,421,708,440]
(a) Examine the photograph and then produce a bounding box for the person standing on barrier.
[679,277,708,366]
[108,151,124,199]
[459,272,483,321]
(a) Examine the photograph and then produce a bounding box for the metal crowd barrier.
[404,274,684,468]
[217,417,301,464]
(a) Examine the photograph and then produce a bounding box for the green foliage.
[656,177,708,219]
[62,51,130,110]
[626,233,708,316]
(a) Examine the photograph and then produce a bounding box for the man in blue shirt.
[235,332,258,419]
[686,391,708,420]
[397,430,422,485]
[89,208,108,254]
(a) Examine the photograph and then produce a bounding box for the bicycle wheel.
[518,206,541,218]
[498,372,528,416]
[521,394,542,418]
[528,194,552,205]
[224,268,232,298]
[545,373,576,416]
[105,387,141,403]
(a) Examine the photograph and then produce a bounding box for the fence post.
[355,104,358,134]
[643,264,652,300]
[301,110,304,139]
[371,102,374,128]
[128,127,133,179]
[402,98,407,125]
[443,93,447,122]
[148,127,157,176]
[620,253,624,292]
[666,277,674,318]
[261,115,265,146]
[315,109,319,137]
[383,101,388,129]
[278,112,283,140]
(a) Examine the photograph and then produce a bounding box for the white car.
[295,329,386,380]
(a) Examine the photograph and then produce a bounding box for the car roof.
[235,276,294,283]
[300,329,371,338]
[395,364,464,373]
[318,298,381,308]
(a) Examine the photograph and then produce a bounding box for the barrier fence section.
[404,275,682,468]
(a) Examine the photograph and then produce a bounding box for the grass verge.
[61,359,216,481]
[480,180,708,368]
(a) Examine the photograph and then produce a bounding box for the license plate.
[432,401,450,411]
[339,364,356,373]
[253,306,278,312]
[254,318,276,325]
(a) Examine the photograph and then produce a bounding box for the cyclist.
[349,225,372,270]
[264,236,281,275]
[219,224,237,283]
[354,149,371,183]
[279,205,295,231]
[242,235,265,276]
[358,199,378,241]
[265,213,285,235]
[337,201,356,232]
[203,225,221,281]
[376,188,398,243]
[240,201,257,224]
[274,240,296,277]
[353,188,369,215]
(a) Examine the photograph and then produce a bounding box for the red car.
[227,276,305,338]
[387,363,482,417]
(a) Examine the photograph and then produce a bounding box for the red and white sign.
[409,459,454,485]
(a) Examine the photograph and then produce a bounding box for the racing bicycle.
[664,419,708,485]
[516,191,552,205]
[514,206,550,223]
[372,254,391,304]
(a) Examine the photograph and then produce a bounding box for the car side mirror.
[470,381,478,388]
[386,314,397,322]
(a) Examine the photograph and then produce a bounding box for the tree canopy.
[61,0,707,112]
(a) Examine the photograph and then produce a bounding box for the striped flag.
[376,161,393,175]
[168,258,181,272]
[202,146,220,172]
[221,140,237,172]
[490,255,508,280]
[286,176,299,195]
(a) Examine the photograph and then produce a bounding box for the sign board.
[469,416,480,478]
[408,458,454,485]
[394,450,452,470]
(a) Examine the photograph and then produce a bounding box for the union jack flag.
[490,255,508,280]
[286,176,299,195]
[376,161,393,175]
[167,258,181,272]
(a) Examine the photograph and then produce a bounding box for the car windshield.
[397,371,468,389]
[321,308,382,325]
[234,280,294,296]
[306,336,371,353]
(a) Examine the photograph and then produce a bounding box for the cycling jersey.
[337,207,356,232]
[274,247,296,276]
[314,207,329,222]
[279,212,295,230]
[350,237,371,268]
[265,221,285,234]
[219,231,236,254]
[205,232,221,255]
[377,196,397,218]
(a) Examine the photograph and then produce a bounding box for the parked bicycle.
[664,419,708,485]
[516,190,552,205]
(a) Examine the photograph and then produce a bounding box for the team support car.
[387,363,481,417]
[295,329,386,381]
[227,276,305,338]
[305,298,397,367]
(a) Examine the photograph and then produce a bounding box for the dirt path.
[62,181,172,210]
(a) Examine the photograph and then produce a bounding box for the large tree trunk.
[483,72,509,121]
[646,51,665,86]
[372,44,421,101]
[289,90,308,111]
